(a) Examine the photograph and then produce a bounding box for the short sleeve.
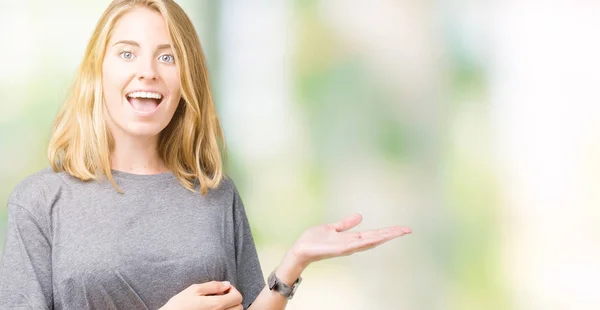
[0,203,53,310]
[232,187,265,310]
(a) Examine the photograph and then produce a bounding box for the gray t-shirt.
[0,167,265,310]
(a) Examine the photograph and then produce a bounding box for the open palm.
[290,213,412,265]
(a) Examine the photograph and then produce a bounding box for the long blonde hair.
[48,0,224,195]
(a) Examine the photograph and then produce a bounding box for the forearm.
[248,252,307,310]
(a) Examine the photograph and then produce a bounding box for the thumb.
[330,213,363,232]
[192,281,231,296]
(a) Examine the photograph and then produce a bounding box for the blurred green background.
[2,1,600,309]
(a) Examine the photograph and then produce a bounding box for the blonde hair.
[48,0,225,195]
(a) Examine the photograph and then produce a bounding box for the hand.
[289,213,411,266]
[160,281,243,310]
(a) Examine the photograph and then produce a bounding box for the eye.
[119,49,134,60]
[159,54,175,63]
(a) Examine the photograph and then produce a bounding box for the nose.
[136,58,158,81]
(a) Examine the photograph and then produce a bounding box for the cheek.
[163,70,181,98]
[102,59,128,100]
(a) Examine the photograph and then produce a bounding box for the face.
[102,6,181,140]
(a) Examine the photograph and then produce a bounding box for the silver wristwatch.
[267,269,302,300]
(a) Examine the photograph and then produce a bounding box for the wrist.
[275,250,308,286]
[289,243,313,268]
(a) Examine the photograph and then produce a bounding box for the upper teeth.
[127,91,162,99]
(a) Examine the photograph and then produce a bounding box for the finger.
[191,281,231,296]
[346,227,411,253]
[208,285,243,308]
[225,305,243,310]
[346,234,385,252]
[330,213,363,232]
[351,226,411,240]
[354,241,382,253]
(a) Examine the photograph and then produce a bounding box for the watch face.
[289,278,301,299]
[290,285,297,295]
[268,272,276,289]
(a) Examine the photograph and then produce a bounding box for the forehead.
[110,7,171,44]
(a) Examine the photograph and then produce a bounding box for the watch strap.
[268,269,302,300]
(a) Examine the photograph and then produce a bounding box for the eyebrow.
[112,40,172,50]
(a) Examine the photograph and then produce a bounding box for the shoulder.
[7,166,69,214]
[218,174,237,192]
[206,174,246,209]
[217,175,251,217]
[206,174,239,198]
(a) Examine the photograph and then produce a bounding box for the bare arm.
[247,252,306,310]
[248,214,411,310]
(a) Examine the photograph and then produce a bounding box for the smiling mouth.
[126,91,164,112]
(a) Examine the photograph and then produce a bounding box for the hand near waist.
[160,281,243,310]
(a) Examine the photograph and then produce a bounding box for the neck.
[110,134,169,175]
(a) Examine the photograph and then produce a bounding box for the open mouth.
[126,91,164,113]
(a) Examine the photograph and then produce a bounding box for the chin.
[123,122,166,138]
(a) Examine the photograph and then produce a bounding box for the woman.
[0,0,412,309]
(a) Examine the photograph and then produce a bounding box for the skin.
[164,213,412,310]
[246,213,411,310]
[103,7,413,310]
[102,6,181,175]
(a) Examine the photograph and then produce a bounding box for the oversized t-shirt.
[0,167,265,310]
